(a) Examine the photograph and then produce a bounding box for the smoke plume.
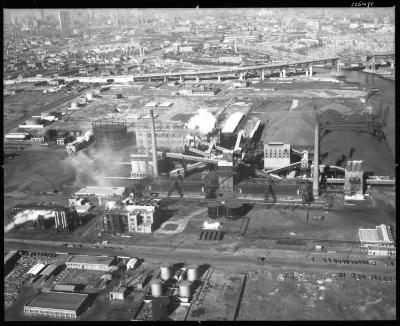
[187,109,216,135]
[4,209,56,233]
[64,141,128,188]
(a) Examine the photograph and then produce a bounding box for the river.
[315,67,395,159]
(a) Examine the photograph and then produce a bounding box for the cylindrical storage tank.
[216,231,223,241]
[71,102,78,109]
[351,161,357,172]
[198,230,204,240]
[151,279,163,297]
[26,117,41,125]
[178,280,192,298]
[208,203,223,219]
[346,161,351,172]
[212,231,218,241]
[206,231,213,241]
[224,202,243,219]
[187,265,198,282]
[86,93,94,101]
[201,231,208,240]
[160,263,171,281]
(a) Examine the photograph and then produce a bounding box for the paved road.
[4,238,395,276]
[4,92,84,134]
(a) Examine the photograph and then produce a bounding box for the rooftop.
[359,229,380,243]
[75,186,125,197]
[68,255,116,266]
[25,291,89,311]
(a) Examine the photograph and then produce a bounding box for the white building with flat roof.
[359,224,395,248]
[264,142,291,170]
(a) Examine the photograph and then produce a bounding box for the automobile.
[382,276,387,282]
[371,261,376,265]
[358,260,362,265]
[337,259,342,264]
[323,258,327,263]
[328,258,332,263]
[351,273,356,278]
[333,259,337,263]
[387,277,392,282]
[376,276,382,281]
[364,261,369,265]
[353,261,358,265]
[390,261,394,266]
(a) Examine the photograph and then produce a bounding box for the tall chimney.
[149,109,159,177]
[313,108,319,198]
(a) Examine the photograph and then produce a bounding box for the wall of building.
[264,143,291,170]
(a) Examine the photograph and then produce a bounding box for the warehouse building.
[135,120,189,153]
[359,224,395,248]
[24,290,90,319]
[66,255,117,271]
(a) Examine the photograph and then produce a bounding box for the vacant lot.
[238,269,396,320]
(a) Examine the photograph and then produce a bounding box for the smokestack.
[313,109,319,198]
[234,35,237,54]
[149,109,159,177]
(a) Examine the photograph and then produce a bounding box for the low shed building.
[24,291,90,319]
[66,255,117,271]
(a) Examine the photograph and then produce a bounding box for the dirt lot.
[187,272,245,321]
[238,269,396,320]
[245,192,395,242]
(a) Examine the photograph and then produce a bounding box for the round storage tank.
[160,263,171,281]
[151,279,163,297]
[187,265,198,282]
[198,230,204,240]
[208,203,223,219]
[224,202,243,219]
[71,102,78,109]
[216,230,223,241]
[92,121,127,148]
[212,231,218,241]
[178,280,192,298]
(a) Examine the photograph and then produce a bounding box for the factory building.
[74,187,126,206]
[99,210,128,234]
[135,121,189,153]
[4,250,20,276]
[130,154,152,179]
[344,160,364,196]
[11,204,77,231]
[264,142,291,170]
[126,202,162,233]
[24,290,90,319]
[66,255,117,271]
[92,120,127,148]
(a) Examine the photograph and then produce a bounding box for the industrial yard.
[4,7,396,322]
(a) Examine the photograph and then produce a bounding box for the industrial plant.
[4,7,395,322]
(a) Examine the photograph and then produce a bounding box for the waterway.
[315,67,395,159]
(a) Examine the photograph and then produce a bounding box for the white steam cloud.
[4,209,56,233]
[187,109,216,135]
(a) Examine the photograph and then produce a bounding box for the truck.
[255,257,266,265]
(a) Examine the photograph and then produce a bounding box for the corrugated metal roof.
[221,112,244,134]
[40,264,59,276]
[27,263,46,275]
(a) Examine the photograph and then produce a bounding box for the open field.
[238,269,396,320]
